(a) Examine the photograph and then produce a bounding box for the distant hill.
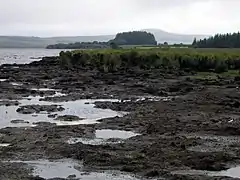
[0,29,210,48]
[0,35,115,48]
[143,29,209,44]
[0,36,48,48]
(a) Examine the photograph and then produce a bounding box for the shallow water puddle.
[123,96,173,103]
[96,129,140,139]
[26,159,82,179]
[10,82,23,86]
[136,96,172,102]
[68,138,114,145]
[172,166,240,178]
[11,159,141,179]
[0,143,10,147]
[0,95,126,128]
[217,166,240,178]
[31,88,56,91]
[68,129,140,145]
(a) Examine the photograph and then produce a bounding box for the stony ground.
[0,57,240,179]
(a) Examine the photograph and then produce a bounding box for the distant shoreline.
[0,29,209,48]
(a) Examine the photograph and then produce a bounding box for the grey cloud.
[0,0,238,36]
[0,0,205,24]
[130,0,210,11]
[0,0,131,35]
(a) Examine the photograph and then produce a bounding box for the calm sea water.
[0,48,66,65]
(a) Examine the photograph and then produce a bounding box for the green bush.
[215,61,228,73]
[59,51,72,69]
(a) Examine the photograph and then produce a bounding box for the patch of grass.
[191,72,218,80]
[221,70,240,77]
[134,46,158,50]
[190,70,240,80]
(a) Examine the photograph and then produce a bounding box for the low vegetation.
[58,48,240,74]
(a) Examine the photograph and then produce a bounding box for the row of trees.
[46,42,109,49]
[193,32,240,48]
[59,49,240,73]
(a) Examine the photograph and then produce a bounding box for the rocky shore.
[0,56,240,179]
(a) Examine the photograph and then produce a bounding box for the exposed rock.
[54,115,84,122]
[32,122,56,126]
[67,174,77,179]
[0,100,19,106]
[10,120,30,124]
[16,105,64,114]
[48,114,58,118]
[16,108,35,114]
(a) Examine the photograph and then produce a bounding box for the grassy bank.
[58,48,240,73]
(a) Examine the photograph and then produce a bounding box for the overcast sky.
[0,0,239,36]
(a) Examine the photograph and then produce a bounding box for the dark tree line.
[46,41,109,49]
[193,32,240,48]
[112,31,157,46]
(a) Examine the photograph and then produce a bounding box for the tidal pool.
[0,94,126,128]
[172,166,240,178]
[10,159,142,180]
[0,143,10,147]
[68,129,140,145]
